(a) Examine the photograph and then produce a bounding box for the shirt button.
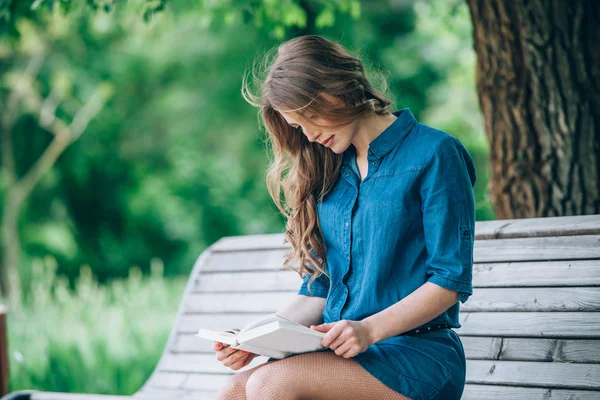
[346,255,350,261]
[345,222,349,227]
[371,161,376,165]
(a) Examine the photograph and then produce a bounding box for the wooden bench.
[2,214,600,400]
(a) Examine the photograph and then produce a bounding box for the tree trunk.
[466,0,600,219]
[0,195,22,301]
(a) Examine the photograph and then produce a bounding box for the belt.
[402,323,452,336]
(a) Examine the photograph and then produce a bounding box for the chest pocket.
[363,170,422,221]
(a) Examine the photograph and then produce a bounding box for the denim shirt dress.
[270,108,476,400]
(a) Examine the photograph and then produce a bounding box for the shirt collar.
[343,108,417,164]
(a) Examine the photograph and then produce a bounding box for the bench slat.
[474,236,600,262]
[177,312,600,338]
[184,287,600,314]
[210,215,600,251]
[31,394,132,400]
[203,236,600,274]
[456,312,600,338]
[158,353,600,389]
[201,249,289,272]
[461,337,600,363]
[466,360,600,389]
[461,287,600,312]
[193,259,600,292]
[473,215,600,240]
[462,384,600,400]
[172,333,600,364]
[471,260,600,287]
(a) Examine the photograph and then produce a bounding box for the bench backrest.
[135,215,600,400]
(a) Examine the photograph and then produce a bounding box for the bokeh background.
[1,0,495,394]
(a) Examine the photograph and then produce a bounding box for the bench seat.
[2,214,600,400]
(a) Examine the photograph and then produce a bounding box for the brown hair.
[241,35,393,293]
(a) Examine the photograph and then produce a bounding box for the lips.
[322,136,334,146]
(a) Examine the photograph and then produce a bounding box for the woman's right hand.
[213,341,258,371]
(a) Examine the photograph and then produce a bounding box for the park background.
[1,0,596,395]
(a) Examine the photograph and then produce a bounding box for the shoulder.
[410,123,476,186]
[401,122,471,167]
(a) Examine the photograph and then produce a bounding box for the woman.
[213,34,476,400]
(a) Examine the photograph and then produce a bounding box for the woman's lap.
[217,351,411,400]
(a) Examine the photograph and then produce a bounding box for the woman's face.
[279,110,358,154]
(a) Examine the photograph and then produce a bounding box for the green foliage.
[1,0,493,292]
[3,256,186,394]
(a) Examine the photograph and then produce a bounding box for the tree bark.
[466,0,600,218]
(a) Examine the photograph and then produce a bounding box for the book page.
[239,313,290,335]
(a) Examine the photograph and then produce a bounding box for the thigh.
[246,351,412,400]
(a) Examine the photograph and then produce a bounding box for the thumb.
[310,322,335,332]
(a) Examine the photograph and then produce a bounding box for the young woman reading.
[212,34,476,400]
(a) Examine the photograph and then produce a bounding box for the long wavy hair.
[241,35,393,293]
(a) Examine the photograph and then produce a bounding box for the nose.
[304,129,320,142]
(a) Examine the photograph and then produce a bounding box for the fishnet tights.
[216,351,412,400]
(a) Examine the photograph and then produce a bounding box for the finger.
[224,350,248,367]
[213,341,227,351]
[322,322,345,347]
[215,346,234,362]
[231,353,252,370]
[340,345,356,359]
[334,340,354,357]
[329,327,354,350]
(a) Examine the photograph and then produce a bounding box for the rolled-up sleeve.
[420,136,476,303]
[297,249,330,298]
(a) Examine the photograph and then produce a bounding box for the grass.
[2,256,187,395]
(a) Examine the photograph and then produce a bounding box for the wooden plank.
[205,236,600,271]
[160,354,600,390]
[461,287,600,312]
[132,387,186,400]
[466,360,600,390]
[462,384,600,400]
[32,393,132,400]
[174,332,600,364]
[201,249,289,272]
[177,313,265,334]
[178,390,218,400]
[192,259,600,292]
[159,353,270,375]
[472,260,600,287]
[0,304,7,397]
[177,312,600,338]
[473,214,600,240]
[456,312,600,338]
[210,233,287,252]
[194,270,302,292]
[473,235,600,263]
[208,216,600,252]
[460,337,600,363]
[142,371,188,389]
[183,287,600,315]
[184,292,292,314]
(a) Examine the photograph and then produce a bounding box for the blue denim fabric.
[293,108,476,400]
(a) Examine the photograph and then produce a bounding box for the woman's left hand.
[310,320,374,358]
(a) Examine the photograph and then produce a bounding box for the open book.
[196,313,327,359]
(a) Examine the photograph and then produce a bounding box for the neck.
[352,112,398,159]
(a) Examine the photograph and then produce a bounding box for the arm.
[278,250,331,327]
[364,136,476,344]
[362,282,458,343]
[277,294,326,328]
